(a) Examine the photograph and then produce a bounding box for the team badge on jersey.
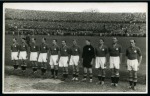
[44,47,45,49]
[102,49,105,51]
[23,45,25,47]
[88,48,91,51]
[64,49,67,52]
[54,48,56,50]
[34,46,35,48]
[75,49,78,51]
[116,48,118,50]
[15,45,16,47]
[134,50,137,53]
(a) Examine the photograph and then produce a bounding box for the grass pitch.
[3,35,147,92]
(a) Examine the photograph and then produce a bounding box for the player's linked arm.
[57,49,61,62]
[37,46,41,59]
[138,56,142,66]
[26,44,29,58]
[119,46,123,64]
[67,48,71,64]
[10,45,12,52]
[81,47,85,64]
[119,53,122,64]
[36,46,39,59]
[91,47,95,65]
[107,47,110,64]
[57,50,60,63]
[46,47,49,61]
[47,48,50,60]
[78,47,82,63]
[105,54,109,67]
[138,48,142,66]
[18,45,21,57]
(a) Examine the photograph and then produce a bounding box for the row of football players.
[11,37,142,90]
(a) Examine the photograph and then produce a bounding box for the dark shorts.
[83,57,93,68]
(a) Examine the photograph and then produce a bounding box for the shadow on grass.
[5,65,146,85]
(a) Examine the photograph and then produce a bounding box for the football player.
[29,38,39,73]
[49,39,60,79]
[108,37,122,87]
[38,38,49,75]
[126,39,142,90]
[69,39,81,81]
[95,38,108,85]
[18,38,28,73]
[26,33,31,47]
[82,39,95,83]
[58,40,70,81]
[11,38,19,70]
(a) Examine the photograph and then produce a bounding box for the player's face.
[42,39,45,43]
[85,40,90,45]
[22,39,25,43]
[112,38,118,44]
[62,41,66,46]
[130,40,135,47]
[99,39,104,45]
[32,38,35,43]
[13,39,16,43]
[52,40,57,45]
[73,40,77,45]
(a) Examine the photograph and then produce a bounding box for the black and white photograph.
[2,2,148,94]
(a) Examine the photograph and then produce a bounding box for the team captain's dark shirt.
[11,43,19,52]
[82,45,95,58]
[70,45,81,56]
[50,44,60,55]
[126,46,142,60]
[95,45,108,57]
[108,44,122,56]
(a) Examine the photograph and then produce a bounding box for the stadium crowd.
[5,9,146,37]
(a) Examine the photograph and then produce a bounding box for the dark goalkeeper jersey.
[82,45,95,58]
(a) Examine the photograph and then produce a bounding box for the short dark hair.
[32,38,36,41]
[22,38,26,40]
[53,39,57,42]
[99,38,104,42]
[112,37,118,40]
[86,39,90,42]
[62,40,66,43]
[73,39,77,42]
[130,39,136,43]
[13,38,17,40]
[43,38,46,41]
